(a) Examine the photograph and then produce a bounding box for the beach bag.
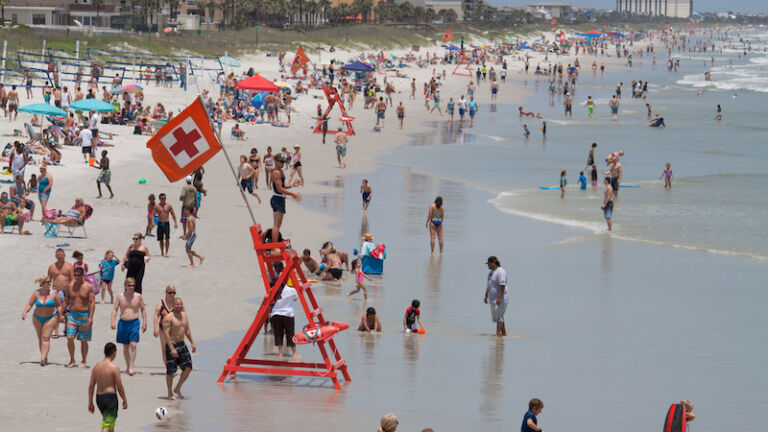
[85,272,101,295]
[663,404,686,432]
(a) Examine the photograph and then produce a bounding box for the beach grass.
[0,23,538,65]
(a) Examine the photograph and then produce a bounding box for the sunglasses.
[133,237,140,240]
[126,284,136,287]
[167,291,176,294]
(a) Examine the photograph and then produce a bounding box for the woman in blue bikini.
[425,196,445,254]
[22,276,64,366]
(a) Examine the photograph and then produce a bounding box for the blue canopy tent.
[341,61,375,72]
[518,42,533,50]
[445,45,461,50]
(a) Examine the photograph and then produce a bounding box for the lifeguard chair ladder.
[452,51,474,77]
[217,224,351,389]
[312,84,356,136]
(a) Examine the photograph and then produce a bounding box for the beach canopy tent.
[18,103,66,117]
[444,45,461,50]
[517,42,533,50]
[235,74,280,92]
[219,56,241,67]
[341,61,375,72]
[70,99,118,113]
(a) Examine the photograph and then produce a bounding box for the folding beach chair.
[43,204,93,239]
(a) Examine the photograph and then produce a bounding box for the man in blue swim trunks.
[111,278,147,376]
[66,267,95,368]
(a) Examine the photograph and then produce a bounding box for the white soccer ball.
[155,407,168,420]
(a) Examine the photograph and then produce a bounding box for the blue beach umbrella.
[18,103,67,117]
[70,99,118,113]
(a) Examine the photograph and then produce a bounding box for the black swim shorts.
[157,222,170,241]
[165,342,193,375]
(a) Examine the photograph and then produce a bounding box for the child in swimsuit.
[346,259,371,300]
[660,162,674,188]
[146,194,156,237]
[403,299,424,333]
[99,250,120,304]
[73,250,89,274]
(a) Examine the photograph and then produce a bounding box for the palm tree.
[166,0,181,20]
[442,8,457,23]
[398,1,413,22]
[317,0,330,24]
[93,0,104,27]
[0,0,8,24]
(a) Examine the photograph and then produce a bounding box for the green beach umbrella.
[219,56,241,67]
[18,103,67,117]
[70,99,118,113]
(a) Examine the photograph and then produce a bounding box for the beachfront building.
[615,0,693,18]
[4,0,223,30]
[525,2,572,19]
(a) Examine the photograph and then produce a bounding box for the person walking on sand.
[237,155,262,203]
[183,207,205,268]
[270,153,301,244]
[153,285,180,364]
[153,193,178,257]
[21,276,64,366]
[94,150,114,199]
[601,177,614,231]
[375,96,387,126]
[48,248,73,339]
[426,196,444,253]
[88,343,127,432]
[564,92,573,117]
[660,162,674,188]
[66,267,95,368]
[110,278,147,376]
[335,127,348,168]
[397,102,405,129]
[162,297,195,400]
[484,256,508,337]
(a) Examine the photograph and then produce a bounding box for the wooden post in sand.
[42,40,46,57]
[75,40,80,60]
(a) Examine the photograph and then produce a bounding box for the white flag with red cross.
[146,98,221,182]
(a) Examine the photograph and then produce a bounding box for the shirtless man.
[153,193,178,257]
[396,102,405,129]
[95,150,113,199]
[183,207,205,268]
[110,278,147,376]
[7,85,19,121]
[66,267,95,368]
[586,96,596,118]
[360,179,372,214]
[601,177,614,231]
[334,129,348,168]
[48,248,74,338]
[0,84,7,117]
[375,97,387,126]
[300,249,321,275]
[237,155,261,202]
[604,153,623,198]
[162,297,196,400]
[88,343,127,432]
[518,106,534,118]
[609,94,620,120]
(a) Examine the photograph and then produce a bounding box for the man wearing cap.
[484,256,508,337]
[78,123,93,163]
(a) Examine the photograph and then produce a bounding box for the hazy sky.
[487,0,765,13]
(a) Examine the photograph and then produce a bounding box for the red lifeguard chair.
[217,224,351,389]
[312,85,355,136]
[452,51,473,77]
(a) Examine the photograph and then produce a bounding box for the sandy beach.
[5,29,767,432]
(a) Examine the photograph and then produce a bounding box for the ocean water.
[379,35,768,261]
[151,32,768,432]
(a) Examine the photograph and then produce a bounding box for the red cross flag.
[146,97,221,182]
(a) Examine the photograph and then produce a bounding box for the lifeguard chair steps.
[217,224,351,390]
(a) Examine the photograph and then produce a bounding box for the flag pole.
[195,94,257,226]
